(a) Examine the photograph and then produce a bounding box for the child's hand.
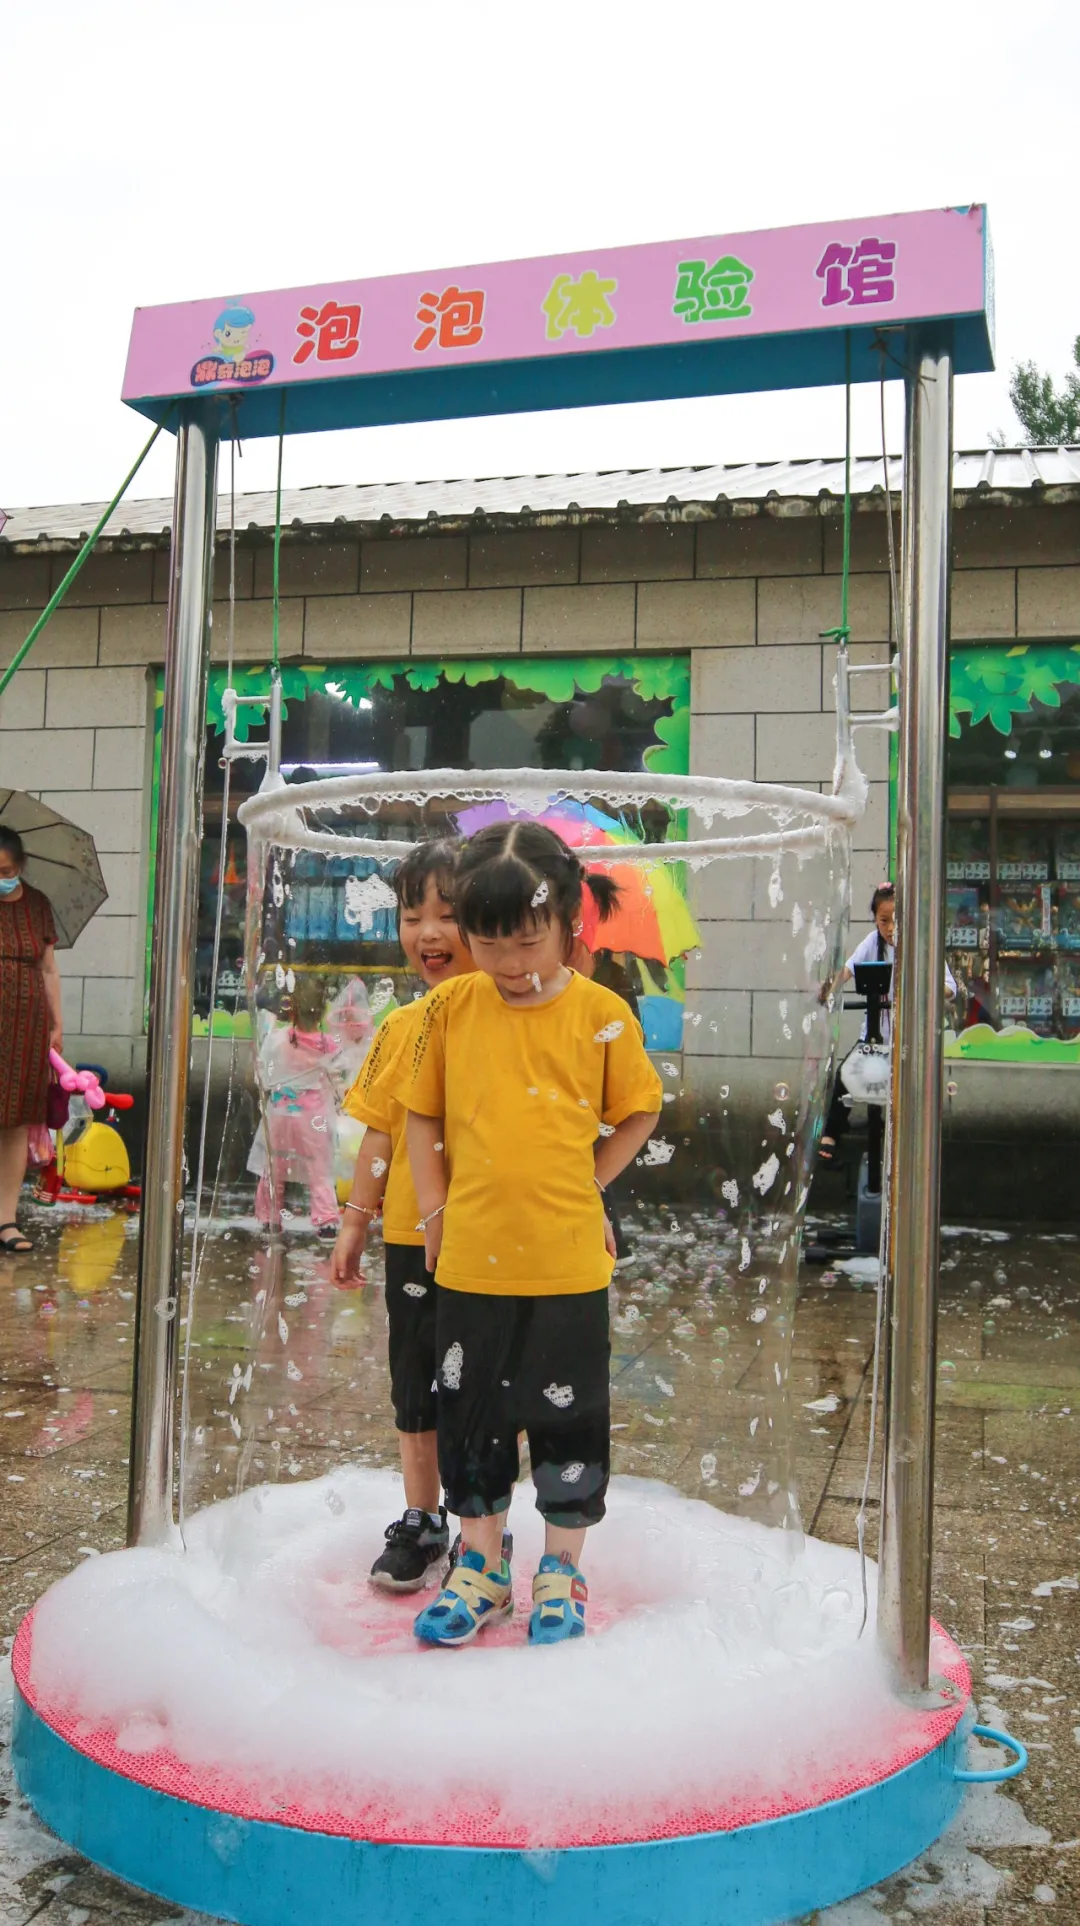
[603,1213,617,1261]
[330,1217,368,1290]
[423,1211,444,1274]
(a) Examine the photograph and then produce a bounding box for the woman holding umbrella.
[0,829,62,1252]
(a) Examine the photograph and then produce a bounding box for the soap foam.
[28,1471,956,1848]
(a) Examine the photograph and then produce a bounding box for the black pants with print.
[384,1243,438,1432]
[434,1286,610,1527]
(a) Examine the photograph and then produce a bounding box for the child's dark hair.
[455,820,619,950]
[0,829,25,868]
[393,837,460,912]
[870,882,895,917]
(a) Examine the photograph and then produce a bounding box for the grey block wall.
[2,495,1077,1101]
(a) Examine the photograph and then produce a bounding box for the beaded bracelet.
[345,1200,379,1218]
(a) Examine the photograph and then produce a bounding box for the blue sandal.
[528,1555,587,1644]
[413,1549,513,1647]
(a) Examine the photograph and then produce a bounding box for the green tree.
[994,334,1080,444]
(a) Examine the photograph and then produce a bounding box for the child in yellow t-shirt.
[330,839,472,1592]
[402,821,662,1649]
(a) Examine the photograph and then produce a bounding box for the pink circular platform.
[13,1594,971,1851]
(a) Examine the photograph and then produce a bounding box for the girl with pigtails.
[399,821,662,1649]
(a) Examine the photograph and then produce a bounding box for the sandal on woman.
[0,1223,33,1254]
[818,1138,837,1165]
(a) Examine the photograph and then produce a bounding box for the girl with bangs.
[400,821,662,1649]
[333,839,473,1592]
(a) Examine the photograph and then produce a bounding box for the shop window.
[147,653,690,1031]
[945,643,1080,1063]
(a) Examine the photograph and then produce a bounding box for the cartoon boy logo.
[191,301,274,389]
[212,305,256,363]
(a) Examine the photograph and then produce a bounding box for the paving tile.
[0,1207,1075,1919]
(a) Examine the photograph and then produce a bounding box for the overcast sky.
[4,0,1078,512]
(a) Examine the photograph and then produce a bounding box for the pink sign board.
[123,207,990,409]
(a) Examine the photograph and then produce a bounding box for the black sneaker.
[448,1529,514,1573]
[370,1507,450,1593]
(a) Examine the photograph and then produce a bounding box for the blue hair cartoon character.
[213,305,255,363]
[191,303,273,389]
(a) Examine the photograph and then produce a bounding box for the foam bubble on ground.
[26,1471,937,1845]
[940,1226,1011,1242]
[836,1256,881,1284]
[815,1779,1050,1920]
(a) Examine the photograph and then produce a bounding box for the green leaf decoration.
[456,661,506,688]
[643,705,690,774]
[952,649,1016,698]
[518,661,582,702]
[510,660,600,702]
[1007,643,1080,684]
[631,657,691,706]
[977,694,1028,734]
[280,666,317,703]
[404,663,442,691]
[202,651,692,762]
[949,643,1080,739]
[325,665,378,707]
[1010,660,1063,709]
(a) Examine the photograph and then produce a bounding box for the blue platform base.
[13,1684,969,1926]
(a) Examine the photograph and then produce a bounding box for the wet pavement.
[0,1196,1077,1924]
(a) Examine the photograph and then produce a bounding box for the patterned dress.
[0,885,57,1128]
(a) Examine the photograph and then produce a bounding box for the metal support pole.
[127,410,219,1546]
[878,328,953,1691]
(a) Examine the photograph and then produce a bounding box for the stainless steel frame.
[126,331,958,1693]
[127,410,219,1546]
[878,327,954,1691]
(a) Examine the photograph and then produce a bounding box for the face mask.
[0,877,20,897]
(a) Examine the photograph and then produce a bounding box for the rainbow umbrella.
[455,798,699,965]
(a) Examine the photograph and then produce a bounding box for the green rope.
[821,331,853,649]
[271,391,286,671]
[0,418,166,702]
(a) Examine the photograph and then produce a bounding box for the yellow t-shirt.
[402,971,662,1297]
[342,1000,427,1247]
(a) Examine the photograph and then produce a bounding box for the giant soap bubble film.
[177,758,856,1544]
[29,733,969,1845]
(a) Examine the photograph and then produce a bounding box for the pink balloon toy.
[49,1050,105,1111]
